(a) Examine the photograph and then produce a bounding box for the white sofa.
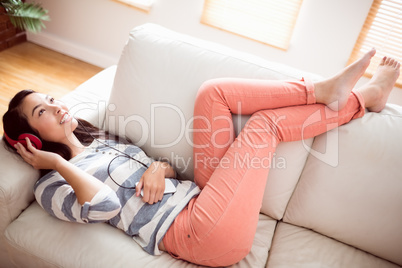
[1,23,402,268]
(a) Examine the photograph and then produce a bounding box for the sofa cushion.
[106,23,321,220]
[267,222,400,268]
[5,202,276,268]
[284,104,402,266]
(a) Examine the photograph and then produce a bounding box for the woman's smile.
[60,112,71,124]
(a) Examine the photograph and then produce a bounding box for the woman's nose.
[55,100,67,111]
[51,103,63,114]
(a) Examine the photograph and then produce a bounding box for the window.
[112,0,153,12]
[201,0,303,51]
[348,0,402,87]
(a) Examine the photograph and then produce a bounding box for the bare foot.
[357,56,401,112]
[314,48,376,111]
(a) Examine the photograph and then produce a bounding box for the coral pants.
[162,78,365,267]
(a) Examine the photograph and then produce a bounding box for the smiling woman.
[1,88,120,180]
[2,90,80,162]
[20,92,78,145]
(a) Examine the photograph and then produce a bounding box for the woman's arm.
[54,158,107,205]
[15,138,106,205]
[35,176,121,223]
[135,161,176,205]
[18,138,121,223]
[158,160,176,179]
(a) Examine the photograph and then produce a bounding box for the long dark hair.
[2,89,118,177]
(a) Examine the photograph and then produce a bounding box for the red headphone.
[4,132,43,150]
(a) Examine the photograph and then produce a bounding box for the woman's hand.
[14,137,62,170]
[136,161,169,205]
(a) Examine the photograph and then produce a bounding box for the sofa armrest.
[0,139,39,266]
[0,140,39,228]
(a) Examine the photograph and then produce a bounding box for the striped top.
[34,139,200,255]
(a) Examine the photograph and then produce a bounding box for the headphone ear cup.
[18,133,43,150]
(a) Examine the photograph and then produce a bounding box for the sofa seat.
[266,223,400,268]
[5,202,276,268]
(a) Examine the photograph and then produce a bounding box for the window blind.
[112,0,153,12]
[348,0,402,87]
[201,0,303,50]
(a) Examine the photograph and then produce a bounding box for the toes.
[386,58,400,69]
[381,57,400,68]
[385,57,392,65]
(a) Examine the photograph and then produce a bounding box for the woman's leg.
[162,52,402,267]
[163,93,365,266]
[193,48,375,188]
[192,77,315,187]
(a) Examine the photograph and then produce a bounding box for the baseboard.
[26,32,118,68]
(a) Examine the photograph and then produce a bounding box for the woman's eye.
[39,109,45,116]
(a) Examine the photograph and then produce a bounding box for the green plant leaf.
[1,1,49,33]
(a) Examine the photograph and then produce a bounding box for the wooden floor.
[0,42,103,135]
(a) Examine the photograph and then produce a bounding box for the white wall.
[27,0,402,105]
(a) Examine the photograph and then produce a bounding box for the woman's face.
[21,93,78,144]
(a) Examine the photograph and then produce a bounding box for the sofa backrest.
[284,104,402,266]
[106,23,322,220]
